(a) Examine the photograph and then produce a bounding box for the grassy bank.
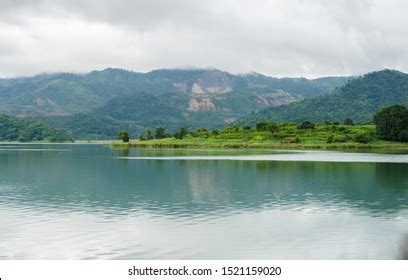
[111,124,408,151]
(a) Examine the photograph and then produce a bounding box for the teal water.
[0,144,407,259]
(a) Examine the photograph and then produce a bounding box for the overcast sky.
[0,0,407,78]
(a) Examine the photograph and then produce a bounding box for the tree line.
[0,114,73,142]
[117,105,408,143]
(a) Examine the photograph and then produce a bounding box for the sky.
[0,0,408,78]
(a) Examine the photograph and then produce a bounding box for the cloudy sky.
[0,0,407,78]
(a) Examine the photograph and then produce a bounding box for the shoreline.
[0,140,111,145]
[2,140,408,153]
[110,139,408,152]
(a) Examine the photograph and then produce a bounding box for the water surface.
[0,144,407,259]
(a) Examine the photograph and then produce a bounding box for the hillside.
[0,114,73,142]
[0,68,349,139]
[240,70,408,125]
[241,73,350,98]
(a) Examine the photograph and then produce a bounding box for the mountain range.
[240,69,408,125]
[0,68,350,139]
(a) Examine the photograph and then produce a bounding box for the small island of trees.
[114,105,408,149]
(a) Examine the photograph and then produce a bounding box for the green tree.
[299,121,315,129]
[139,129,153,141]
[0,114,72,142]
[155,127,166,139]
[326,135,334,144]
[145,130,153,140]
[256,120,278,132]
[373,105,408,141]
[256,120,270,131]
[344,118,354,126]
[194,128,209,137]
[174,127,188,139]
[353,133,372,143]
[117,130,130,142]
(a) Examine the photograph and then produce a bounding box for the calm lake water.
[0,144,407,259]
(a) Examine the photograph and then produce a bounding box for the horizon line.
[0,66,403,80]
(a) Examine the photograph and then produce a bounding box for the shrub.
[193,128,209,137]
[333,136,351,143]
[337,126,349,133]
[154,127,166,139]
[224,125,240,132]
[344,118,354,126]
[299,121,315,129]
[256,120,278,132]
[353,133,372,144]
[117,130,129,142]
[268,123,279,133]
[256,120,269,131]
[174,127,188,139]
[139,129,153,141]
[326,135,334,144]
[281,137,300,144]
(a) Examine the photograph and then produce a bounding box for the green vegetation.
[344,118,354,126]
[37,113,143,140]
[113,106,408,150]
[374,105,408,142]
[3,68,408,142]
[240,70,408,124]
[299,121,315,129]
[154,127,166,139]
[112,120,408,150]
[0,68,349,139]
[139,129,153,141]
[174,127,188,139]
[0,114,73,142]
[117,130,129,143]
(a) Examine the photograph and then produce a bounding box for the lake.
[0,144,407,259]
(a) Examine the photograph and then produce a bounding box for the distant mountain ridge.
[0,68,350,139]
[0,68,349,116]
[239,69,408,125]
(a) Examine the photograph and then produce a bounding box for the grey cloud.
[0,0,407,77]
[0,0,212,30]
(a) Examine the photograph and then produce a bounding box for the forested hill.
[0,114,73,142]
[0,68,349,139]
[239,70,408,124]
